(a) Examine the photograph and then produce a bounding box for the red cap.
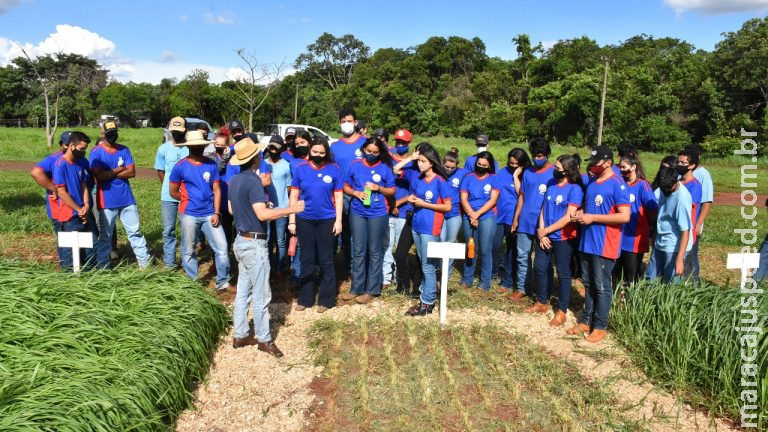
[394,129,412,143]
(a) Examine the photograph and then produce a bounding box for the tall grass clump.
[0,261,229,431]
[611,279,768,428]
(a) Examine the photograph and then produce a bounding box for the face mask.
[509,164,519,170]
[676,165,689,176]
[444,167,457,177]
[363,153,380,164]
[233,133,245,142]
[553,169,566,180]
[72,149,86,160]
[474,166,489,175]
[215,146,226,154]
[620,169,631,179]
[590,163,606,176]
[476,146,487,153]
[294,146,309,159]
[533,158,547,168]
[105,131,118,145]
[269,149,281,160]
[309,155,325,165]
[417,160,431,173]
[396,146,409,155]
[171,131,186,144]
[340,122,355,136]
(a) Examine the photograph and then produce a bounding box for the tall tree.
[229,49,284,131]
[294,33,370,90]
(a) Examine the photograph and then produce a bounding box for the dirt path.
[3,159,761,206]
[175,300,737,432]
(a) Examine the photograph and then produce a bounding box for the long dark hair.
[444,146,460,165]
[557,154,584,188]
[651,155,677,190]
[619,155,647,181]
[292,130,312,152]
[416,142,448,180]
[361,137,393,167]
[508,148,531,179]
[475,151,496,174]
[309,138,334,165]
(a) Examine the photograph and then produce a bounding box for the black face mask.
[553,169,566,180]
[233,133,245,142]
[215,146,226,154]
[661,186,675,197]
[105,131,119,144]
[171,131,186,144]
[620,169,631,179]
[474,166,489,175]
[269,148,282,160]
[676,165,689,176]
[294,146,309,159]
[309,155,325,165]
[72,149,86,159]
[444,167,457,177]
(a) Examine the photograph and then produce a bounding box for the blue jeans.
[57,214,98,272]
[493,223,517,288]
[96,204,150,269]
[515,232,535,294]
[461,215,497,290]
[579,253,615,330]
[383,216,406,284]
[651,248,687,284]
[439,215,462,271]
[754,235,768,282]
[269,216,289,273]
[339,194,352,272]
[350,213,388,295]
[413,231,440,305]
[161,201,180,268]
[534,239,576,312]
[180,214,230,289]
[232,236,272,342]
[684,236,700,283]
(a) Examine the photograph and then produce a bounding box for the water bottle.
[287,235,298,257]
[467,237,475,259]
[363,187,372,206]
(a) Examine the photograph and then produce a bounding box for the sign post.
[57,231,94,273]
[427,241,466,325]
[726,253,761,288]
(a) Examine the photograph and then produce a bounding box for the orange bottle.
[288,236,298,257]
[467,237,475,259]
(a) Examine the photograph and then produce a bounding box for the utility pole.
[294,82,299,123]
[597,58,609,147]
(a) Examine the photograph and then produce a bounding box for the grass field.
[1,127,767,193]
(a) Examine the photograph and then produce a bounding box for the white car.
[258,123,335,145]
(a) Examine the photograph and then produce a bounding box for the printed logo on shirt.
[595,194,604,206]
[425,190,434,202]
[203,171,211,182]
[556,194,563,205]
[323,175,333,184]
[118,156,124,167]
[355,149,362,157]
[317,173,322,177]
[451,178,460,187]
[629,193,636,203]
[538,184,546,194]
[372,173,382,183]
[483,184,492,194]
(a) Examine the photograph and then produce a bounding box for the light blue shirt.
[654,183,693,253]
[154,141,189,202]
[693,166,713,203]
[266,158,291,209]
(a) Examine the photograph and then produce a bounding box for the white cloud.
[663,0,768,14]
[204,12,234,25]
[0,24,116,65]
[0,0,22,15]
[158,50,180,63]
[179,14,188,22]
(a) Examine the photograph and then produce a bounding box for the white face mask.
[340,122,355,136]
[476,146,487,153]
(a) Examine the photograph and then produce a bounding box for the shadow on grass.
[0,192,44,213]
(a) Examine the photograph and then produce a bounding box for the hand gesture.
[575,213,594,225]
[410,151,420,161]
[539,236,552,251]
[356,190,369,201]
[288,222,296,235]
[510,221,518,233]
[364,181,378,191]
[291,200,305,214]
[536,227,547,240]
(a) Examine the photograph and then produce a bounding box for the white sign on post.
[427,241,466,325]
[726,253,761,288]
[57,231,94,273]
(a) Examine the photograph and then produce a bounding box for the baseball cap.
[228,119,245,132]
[393,129,412,143]
[59,131,73,145]
[588,145,613,163]
[100,120,118,133]
[355,120,367,131]
[284,127,297,138]
[269,135,284,146]
[373,128,388,141]
[475,135,489,146]
[169,117,186,133]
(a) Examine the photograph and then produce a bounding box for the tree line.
[1,17,766,155]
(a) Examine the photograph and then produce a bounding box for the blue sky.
[1,0,766,83]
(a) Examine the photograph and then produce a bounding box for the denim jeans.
[350,213,388,295]
[754,235,768,282]
[439,215,462,272]
[651,248,687,284]
[534,239,576,312]
[461,215,497,290]
[180,214,230,289]
[57,214,98,272]
[340,194,352,272]
[683,236,700,283]
[383,216,406,284]
[394,214,422,293]
[232,236,272,342]
[515,232,536,294]
[645,247,658,281]
[499,226,518,290]
[413,231,440,305]
[269,216,289,273]
[96,205,150,269]
[579,253,615,330]
[297,217,336,308]
[161,201,180,268]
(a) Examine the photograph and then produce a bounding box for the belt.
[239,231,267,240]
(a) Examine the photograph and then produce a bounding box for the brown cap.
[169,116,186,133]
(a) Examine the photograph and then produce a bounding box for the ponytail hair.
[416,142,449,180]
[444,146,460,165]
[557,154,584,188]
[619,155,646,181]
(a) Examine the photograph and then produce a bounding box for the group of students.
[33,108,718,353]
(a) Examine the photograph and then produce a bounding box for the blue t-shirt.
[621,179,658,253]
[266,158,292,209]
[345,159,396,218]
[518,164,556,234]
[579,173,630,259]
[654,185,693,253]
[330,135,366,182]
[52,157,91,222]
[289,156,308,177]
[460,172,499,221]
[494,167,519,225]
[409,174,452,236]
[693,166,713,203]
[89,144,136,209]
[543,181,583,241]
[281,150,295,165]
[229,170,268,234]
[394,162,419,219]
[154,142,189,202]
[169,158,221,217]
[682,177,703,234]
[35,151,86,219]
[291,161,343,221]
[464,154,499,173]
[444,168,468,218]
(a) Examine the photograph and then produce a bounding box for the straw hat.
[176,130,212,147]
[229,136,267,165]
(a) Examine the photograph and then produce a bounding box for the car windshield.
[266,124,279,135]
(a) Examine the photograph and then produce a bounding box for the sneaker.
[405,302,434,316]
